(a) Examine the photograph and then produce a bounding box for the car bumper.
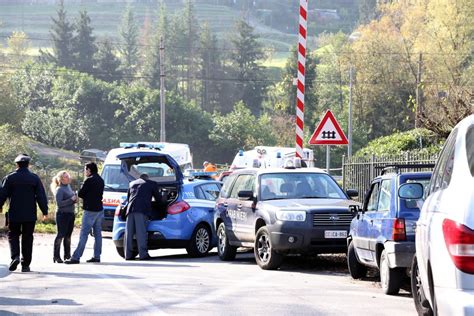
[436,287,474,316]
[268,222,348,253]
[113,232,189,249]
[384,241,415,268]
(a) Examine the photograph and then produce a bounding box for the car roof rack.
[376,163,435,175]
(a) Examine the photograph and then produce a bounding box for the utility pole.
[160,36,166,142]
[415,53,423,128]
[348,66,353,158]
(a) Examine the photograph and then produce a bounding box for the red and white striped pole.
[295,0,308,159]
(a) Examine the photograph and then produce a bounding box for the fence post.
[370,154,375,181]
[342,155,346,190]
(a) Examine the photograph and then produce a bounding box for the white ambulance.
[230,146,315,169]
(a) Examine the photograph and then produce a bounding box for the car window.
[101,164,129,192]
[229,174,254,199]
[466,125,474,177]
[377,180,391,212]
[365,182,380,212]
[430,128,458,194]
[220,174,237,198]
[405,178,431,209]
[194,183,222,201]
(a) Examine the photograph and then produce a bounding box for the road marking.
[87,264,168,316]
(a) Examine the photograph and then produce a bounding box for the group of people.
[0,153,157,272]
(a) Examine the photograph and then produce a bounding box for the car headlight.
[276,210,306,222]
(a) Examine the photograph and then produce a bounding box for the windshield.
[259,172,346,200]
[101,165,129,192]
[129,162,176,182]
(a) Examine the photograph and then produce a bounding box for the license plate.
[324,230,347,239]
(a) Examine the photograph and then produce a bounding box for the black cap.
[14,154,31,163]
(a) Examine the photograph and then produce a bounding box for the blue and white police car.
[111,150,222,258]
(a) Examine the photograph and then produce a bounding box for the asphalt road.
[0,234,417,315]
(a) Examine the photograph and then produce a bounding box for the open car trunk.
[117,151,183,220]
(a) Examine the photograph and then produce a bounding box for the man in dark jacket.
[125,173,161,260]
[65,162,104,264]
[0,154,48,272]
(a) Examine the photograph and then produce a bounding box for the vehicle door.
[236,174,257,243]
[227,174,254,241]
[353,181,380,264]
[369,179,393,257]
[215,174,238,240]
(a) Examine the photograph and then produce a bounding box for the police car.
[110,151,221,258]
[214,159,360,270]
[100,142,192,231]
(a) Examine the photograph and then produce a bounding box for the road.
[0,234,417,315]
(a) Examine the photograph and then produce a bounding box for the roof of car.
[231,167,328,175]
[104,147,163,164]
[375,171,432,181]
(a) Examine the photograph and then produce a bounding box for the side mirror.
[349,205,361,216]
[398,183,424,200]
[238,190,254,200]
[346,189,359,198]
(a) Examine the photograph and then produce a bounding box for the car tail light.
[442,219,474,274]
[167,201,191,215]
[392,218,406,241]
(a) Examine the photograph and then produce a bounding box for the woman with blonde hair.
[51,171,77,263]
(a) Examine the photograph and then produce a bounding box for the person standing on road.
[124,173,160,260]
[65,162,104,264]
[0,154,48,273]
[51,171,77,263]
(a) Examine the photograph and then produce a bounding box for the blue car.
[112,151,222,258]
[347,165,432,295]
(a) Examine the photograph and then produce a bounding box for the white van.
[230,146,315,169]
[100,142,193,231]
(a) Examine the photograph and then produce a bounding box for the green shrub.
[355,128,444,157]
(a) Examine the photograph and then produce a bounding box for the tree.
[0,75,24,130]
[40,0,75,68]
[199,22,222,112]
[181,0,200,101]
[229,19,267,115]
[358,0,377,25]
[73,10,96,74]
[210,101,276,162]
[0,125,33,179]
[118,5,139,80]
[7,31,31,66]
[94,38,122,83]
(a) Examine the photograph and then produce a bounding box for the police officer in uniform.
[0,154,48,272]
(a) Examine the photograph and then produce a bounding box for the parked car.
[347,165,432,295]
[406,115,474,315]
[80,149,107,164]
[214,163,360,270]
[112,151,222,258]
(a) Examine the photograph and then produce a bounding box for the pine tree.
[181,0,200,100]
[94,38,122,83]
[230,19,266,115]
[118,5,139,80]
[200,22,222,112]
[40,0,75,67]
[73,10,96,73]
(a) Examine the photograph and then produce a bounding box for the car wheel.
[347,241,367,279]
[186,224,211,258]
[411,256,433,316]
[380,249,402,295]
[254,226,283,270]
[217,223,237,261]
[116,247,125,258]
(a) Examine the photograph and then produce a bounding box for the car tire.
[254,226,283,270]
[380,249,403,295]
[347,241,367,279]
[186,224,212,258]
[411,256,433,316]
[217,223,237,261]
[123,234,138,259]
[116,247,125,258]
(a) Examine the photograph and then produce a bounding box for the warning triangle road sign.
[309,110,349,145]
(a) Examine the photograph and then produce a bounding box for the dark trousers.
[125,212,149,260]
[54,212,75,259]
[8,221,36,267]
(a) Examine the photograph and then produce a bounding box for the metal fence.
[342,153,438,202]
